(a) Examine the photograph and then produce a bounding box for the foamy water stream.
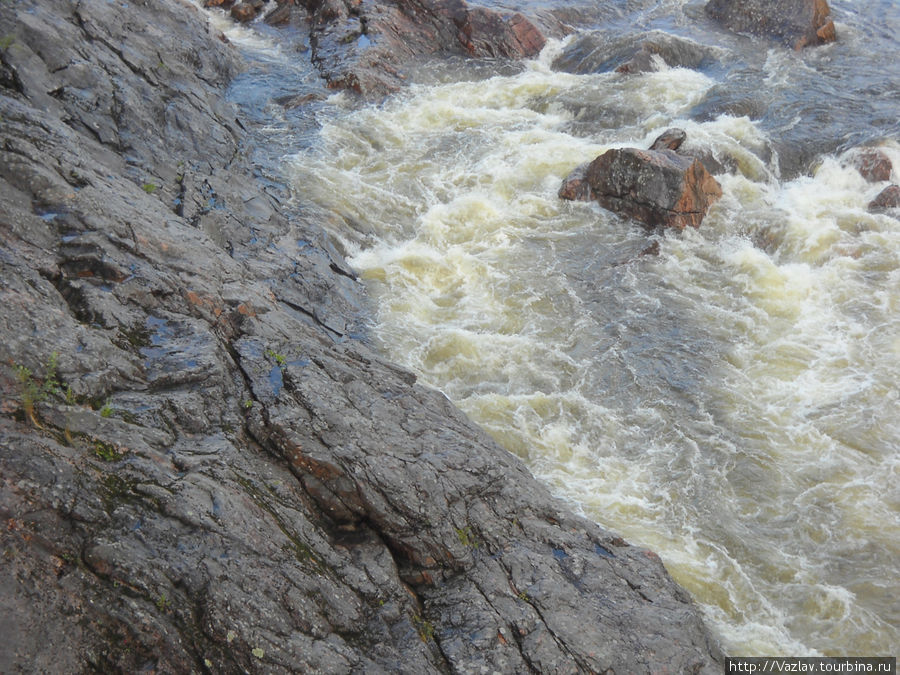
[211,0,900,657]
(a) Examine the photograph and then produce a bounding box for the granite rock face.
[0,0,723,672]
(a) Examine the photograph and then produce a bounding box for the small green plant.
[93,440,119,462]
[517,590,530,602]
[265,348,286,366]
[141,182,158,194]
[156,593,171,612]
[0,34,14,51]
[15,351,61,427]
[412,614,434,643]
[455,526,479,549]
[243,399,254,409]
[99,398,114,418]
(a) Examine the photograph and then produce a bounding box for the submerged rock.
[869,184,900,212]
[847,147,893,183]
[705,0,836,49]
[586,148,723,229]
[264,2,295,26]
[554,30,718,75]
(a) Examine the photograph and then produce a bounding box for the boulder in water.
[705,0,836,49]
[616,34,717,74]
[869,185,900,212]
[554,30,717,76]
[585,148,723,229]
[231,0,262,23]
[560,129,724,227]
[650,128,688,152]
[847,147,893,183]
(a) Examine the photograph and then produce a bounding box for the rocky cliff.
[0,0,723,671]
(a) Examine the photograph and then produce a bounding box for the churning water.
[216,0,900,657]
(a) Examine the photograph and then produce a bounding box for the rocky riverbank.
[1,0,723,671]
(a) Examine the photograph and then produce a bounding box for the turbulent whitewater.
[281,0,899,656]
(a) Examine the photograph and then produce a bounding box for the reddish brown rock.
[230,1,258,22]
[586,148,723,229]
[849,148,893,183]
[558,162,594,202]
[868,185,900,212]
[650,128,687,152]
[705,0,836,49]
[300,0,546,97]
[507,12,547,56]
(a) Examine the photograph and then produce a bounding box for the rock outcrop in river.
[552,30,719,76]
[298,0,546,97]
[705,0,836,49]
[0,0,723,671]
[560,130,723,230]
[587,148,723,229]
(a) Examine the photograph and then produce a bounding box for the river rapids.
[209,0,899,657]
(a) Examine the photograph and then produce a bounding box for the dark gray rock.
[649,127,739,176]
[0,0,724,672]
[553,30,719,75]
[705,0,836,49]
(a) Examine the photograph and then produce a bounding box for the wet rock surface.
[553,30,720,75]
[295,0,546,97]
[561,130,724,229]
[586,148,723,230]
[705,0,836,49]
[650,127,688,152]
[846,147,894,183]
[557,162,594,202]
[1,0,723,672]
[869,184,900,212]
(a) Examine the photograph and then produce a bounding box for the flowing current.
[216,0,899,657]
